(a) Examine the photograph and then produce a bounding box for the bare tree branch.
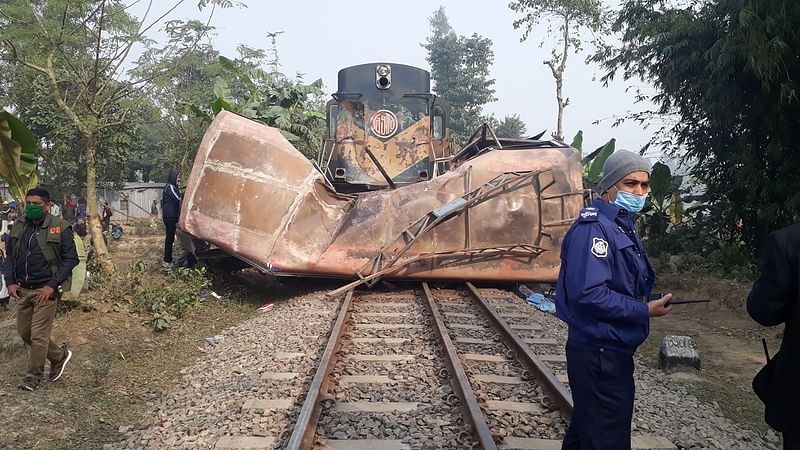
[44,56,91,136]
[95,0,190,100]
[2,39,48,74]
[99,4,218,114]
[98,105,133,130]
[30,3,51,41]
[90,0,106,107]
[544,60,558,79]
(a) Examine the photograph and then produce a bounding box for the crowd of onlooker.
[0,194,119,240]
[55,195,89,237]
[0,194,113,310]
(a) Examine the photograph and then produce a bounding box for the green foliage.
[595,0,800,252]
[648,162,672,204]
[197,0,246,8]
[127,263,211,332]
[131,19,225,180]
[0,109,39,202]
[646,221,757,280]
[509,0,607,42]
[422,7,497,145]
[183,54,326,159]
[570,130,583,151]
[485,114,528,139]
[509,0,608,140]
[582,137,615,187]
[639,162,685,239]
[578,135,690,255]
[0,1,238,206]
[3,69,86,196]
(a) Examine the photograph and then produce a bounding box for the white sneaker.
[162,261,175,269]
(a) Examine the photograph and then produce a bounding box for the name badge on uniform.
[591,237,608,258]
[50,227,61,234]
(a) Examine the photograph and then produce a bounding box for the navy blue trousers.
[562,343,635,450]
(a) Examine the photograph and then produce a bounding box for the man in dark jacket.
[747,223,800,450]
[4,187,79,391]
[161,170,182,268]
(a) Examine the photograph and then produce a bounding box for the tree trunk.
[85,132,115,275]
[555,76,565,142]
[554,16,571,142]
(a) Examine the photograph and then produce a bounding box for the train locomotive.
[317,63,452,193]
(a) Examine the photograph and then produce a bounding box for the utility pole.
[266,31,285,74]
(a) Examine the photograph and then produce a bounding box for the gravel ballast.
[109,287,775,450]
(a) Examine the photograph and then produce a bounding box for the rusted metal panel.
[180,111,583,282]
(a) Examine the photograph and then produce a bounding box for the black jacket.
[747,223,800,432]
[162,170,182,220]
[3,217,79,290]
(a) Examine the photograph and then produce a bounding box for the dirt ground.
[0,234,775,448]
[640,270,779,438]
[0,235,330,450]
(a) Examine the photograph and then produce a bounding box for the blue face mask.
[613,189,647,214]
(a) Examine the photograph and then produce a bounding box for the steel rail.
[422,283,498,450]
[465,282,574,417]
[286,290,354,450]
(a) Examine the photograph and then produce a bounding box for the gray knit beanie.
[596,150,651,194]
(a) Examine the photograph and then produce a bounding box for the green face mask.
[25,204,45,221]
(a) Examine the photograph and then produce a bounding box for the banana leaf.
[0,110,40,203]
[587,139,616,183]
[570,130,583,152]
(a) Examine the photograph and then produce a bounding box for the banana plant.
[570,130,687,236]
[640,161,686,237]
[0,109,39,204]
[571,130,616,193]
[570,130,583,152]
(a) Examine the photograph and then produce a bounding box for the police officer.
[4,187,79,391]
[555,150,672,449]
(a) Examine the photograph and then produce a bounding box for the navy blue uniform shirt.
[555,198,655,355]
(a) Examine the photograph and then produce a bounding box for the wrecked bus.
[178,116,583,283]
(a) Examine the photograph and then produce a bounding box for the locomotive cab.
[317,63,451,193]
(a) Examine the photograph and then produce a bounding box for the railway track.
[277,282,572,450]
[111,282,687,450]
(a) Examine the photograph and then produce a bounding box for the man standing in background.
[161,170,182,268]
[62,196,76,224]
[1,200,9,235]
[100,200,112,233]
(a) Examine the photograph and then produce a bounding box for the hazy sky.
[132,0,660,160]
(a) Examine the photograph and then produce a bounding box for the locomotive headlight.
[376,64,392,90]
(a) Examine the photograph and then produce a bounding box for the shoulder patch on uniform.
[591,237,609,258]
[577,207,599,221]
